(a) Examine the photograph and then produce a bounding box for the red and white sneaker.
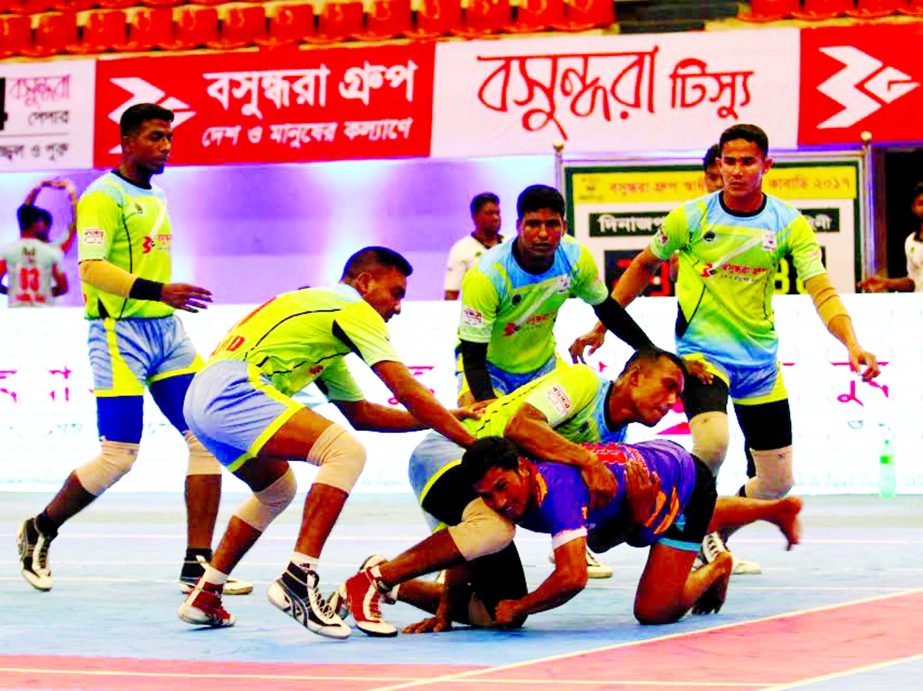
[344,568,398,637]
[328,554,393,621]
[178,579,236,628]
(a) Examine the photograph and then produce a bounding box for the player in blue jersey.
[571,123,877,573]
[452,437,801,628]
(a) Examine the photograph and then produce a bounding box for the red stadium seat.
[507,0,565,32]
[258,2,314,46]
[902,0,923,12]
[792,0,852,19]
[8,0,56,15]
[97,0,135,9]
[21,12,78,56]
[210,4,266,48]
[559,0,614,31]
[306,0,363,43]
[847,0,907,16]
[123,7,176,50]
[404,0,463,38]
[71,8,128,52]
[0,14,33,57]
[453,0,512,36]
[738,0,799,21]
[354,0,412,40]
[166,5,219,49]
[51,0,98,12]
[140,0,186,7]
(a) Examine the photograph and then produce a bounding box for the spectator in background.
[444,192,503,300]
[859,182,923,293]
[703,144,724,194]
[0,179,78,306]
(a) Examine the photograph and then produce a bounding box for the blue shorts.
[88,316,203,397]
[683,353,787,405]
[408,431,467,531]
[456,352,559,399]
[184,360,302,472]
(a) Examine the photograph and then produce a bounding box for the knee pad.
[184,431,222,476]
[308,424,366,494]
[745,446,794,499]
[689,412,729,472]
[75,440,140,495]
[234,467,297,532]
[447,498,516,561]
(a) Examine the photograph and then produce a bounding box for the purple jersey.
[518,440,696,549]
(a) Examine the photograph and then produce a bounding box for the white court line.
[371,588,923,691]
[765,652,923,690]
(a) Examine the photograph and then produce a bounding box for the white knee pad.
[184,430,222,476]
[447,498,516,561]
[234,467,297,532]
[690,412,730,473]
[75,440,140,496]
[745,446,794,499]
[307,424,366,494]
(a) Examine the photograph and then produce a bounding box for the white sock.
[290,551,319,571]
[203,565,228,587]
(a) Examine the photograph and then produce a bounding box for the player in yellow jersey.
[177,247,479,639]
[16,104,251,597]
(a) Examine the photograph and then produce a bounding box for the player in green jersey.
[16,104,251,597]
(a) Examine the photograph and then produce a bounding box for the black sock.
[185,547,213,563]
[35,512,59,539]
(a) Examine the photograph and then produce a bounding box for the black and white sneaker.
[267,563,350,639]
[179,554,254,595]
[17,518,54,591]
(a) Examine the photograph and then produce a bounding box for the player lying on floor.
[376,437,801,633]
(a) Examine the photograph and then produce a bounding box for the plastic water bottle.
[879,434,896,499]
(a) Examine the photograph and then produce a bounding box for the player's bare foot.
[774,496,803,550]
[692,550,732,615]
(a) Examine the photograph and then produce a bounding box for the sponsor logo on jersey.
[545,384,572,417]
[82,228,105,245]
[462,307,484,327]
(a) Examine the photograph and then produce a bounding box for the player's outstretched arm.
[373,360,477,448]
[51,264,68,297]
[334,399,427,432]
[569,247,663,363]
[803,274,879,382]
[0,260,8,295]
[858,275,914,293]
[495,538,588,625]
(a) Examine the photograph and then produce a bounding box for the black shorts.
[660,458,717,551]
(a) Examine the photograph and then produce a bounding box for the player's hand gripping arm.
[504,404,616,509]
[373,361,477,448]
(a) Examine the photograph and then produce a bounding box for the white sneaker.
[549,548,613,579]
[268,563,350,639]
[178,580,236,628]
[17,518,54,592]
[732,555,762,575]
[179,554,253,595]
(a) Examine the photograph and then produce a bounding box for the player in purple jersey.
[458,437,801,627]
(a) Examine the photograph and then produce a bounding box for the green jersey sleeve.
[77,190,120,261]
[786,214,826,282]
[572,243,609,306]
[650,205,691,261]
[333,300,401,368]
[521,364,601,428]
[457,266,498,344]
[318,358,365,402]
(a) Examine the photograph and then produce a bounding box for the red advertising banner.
[93,44,435,167]
[799,23,923,147]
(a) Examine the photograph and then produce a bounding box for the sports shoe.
[179,554,254,595]
[17,518,54,591]
[548,548,613,579]
[694,532,763,576]
[178,579,235,627]
[344,568,398,637]
[267,563,350,639]
[731,555,763,575]
[328,554,392,621]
